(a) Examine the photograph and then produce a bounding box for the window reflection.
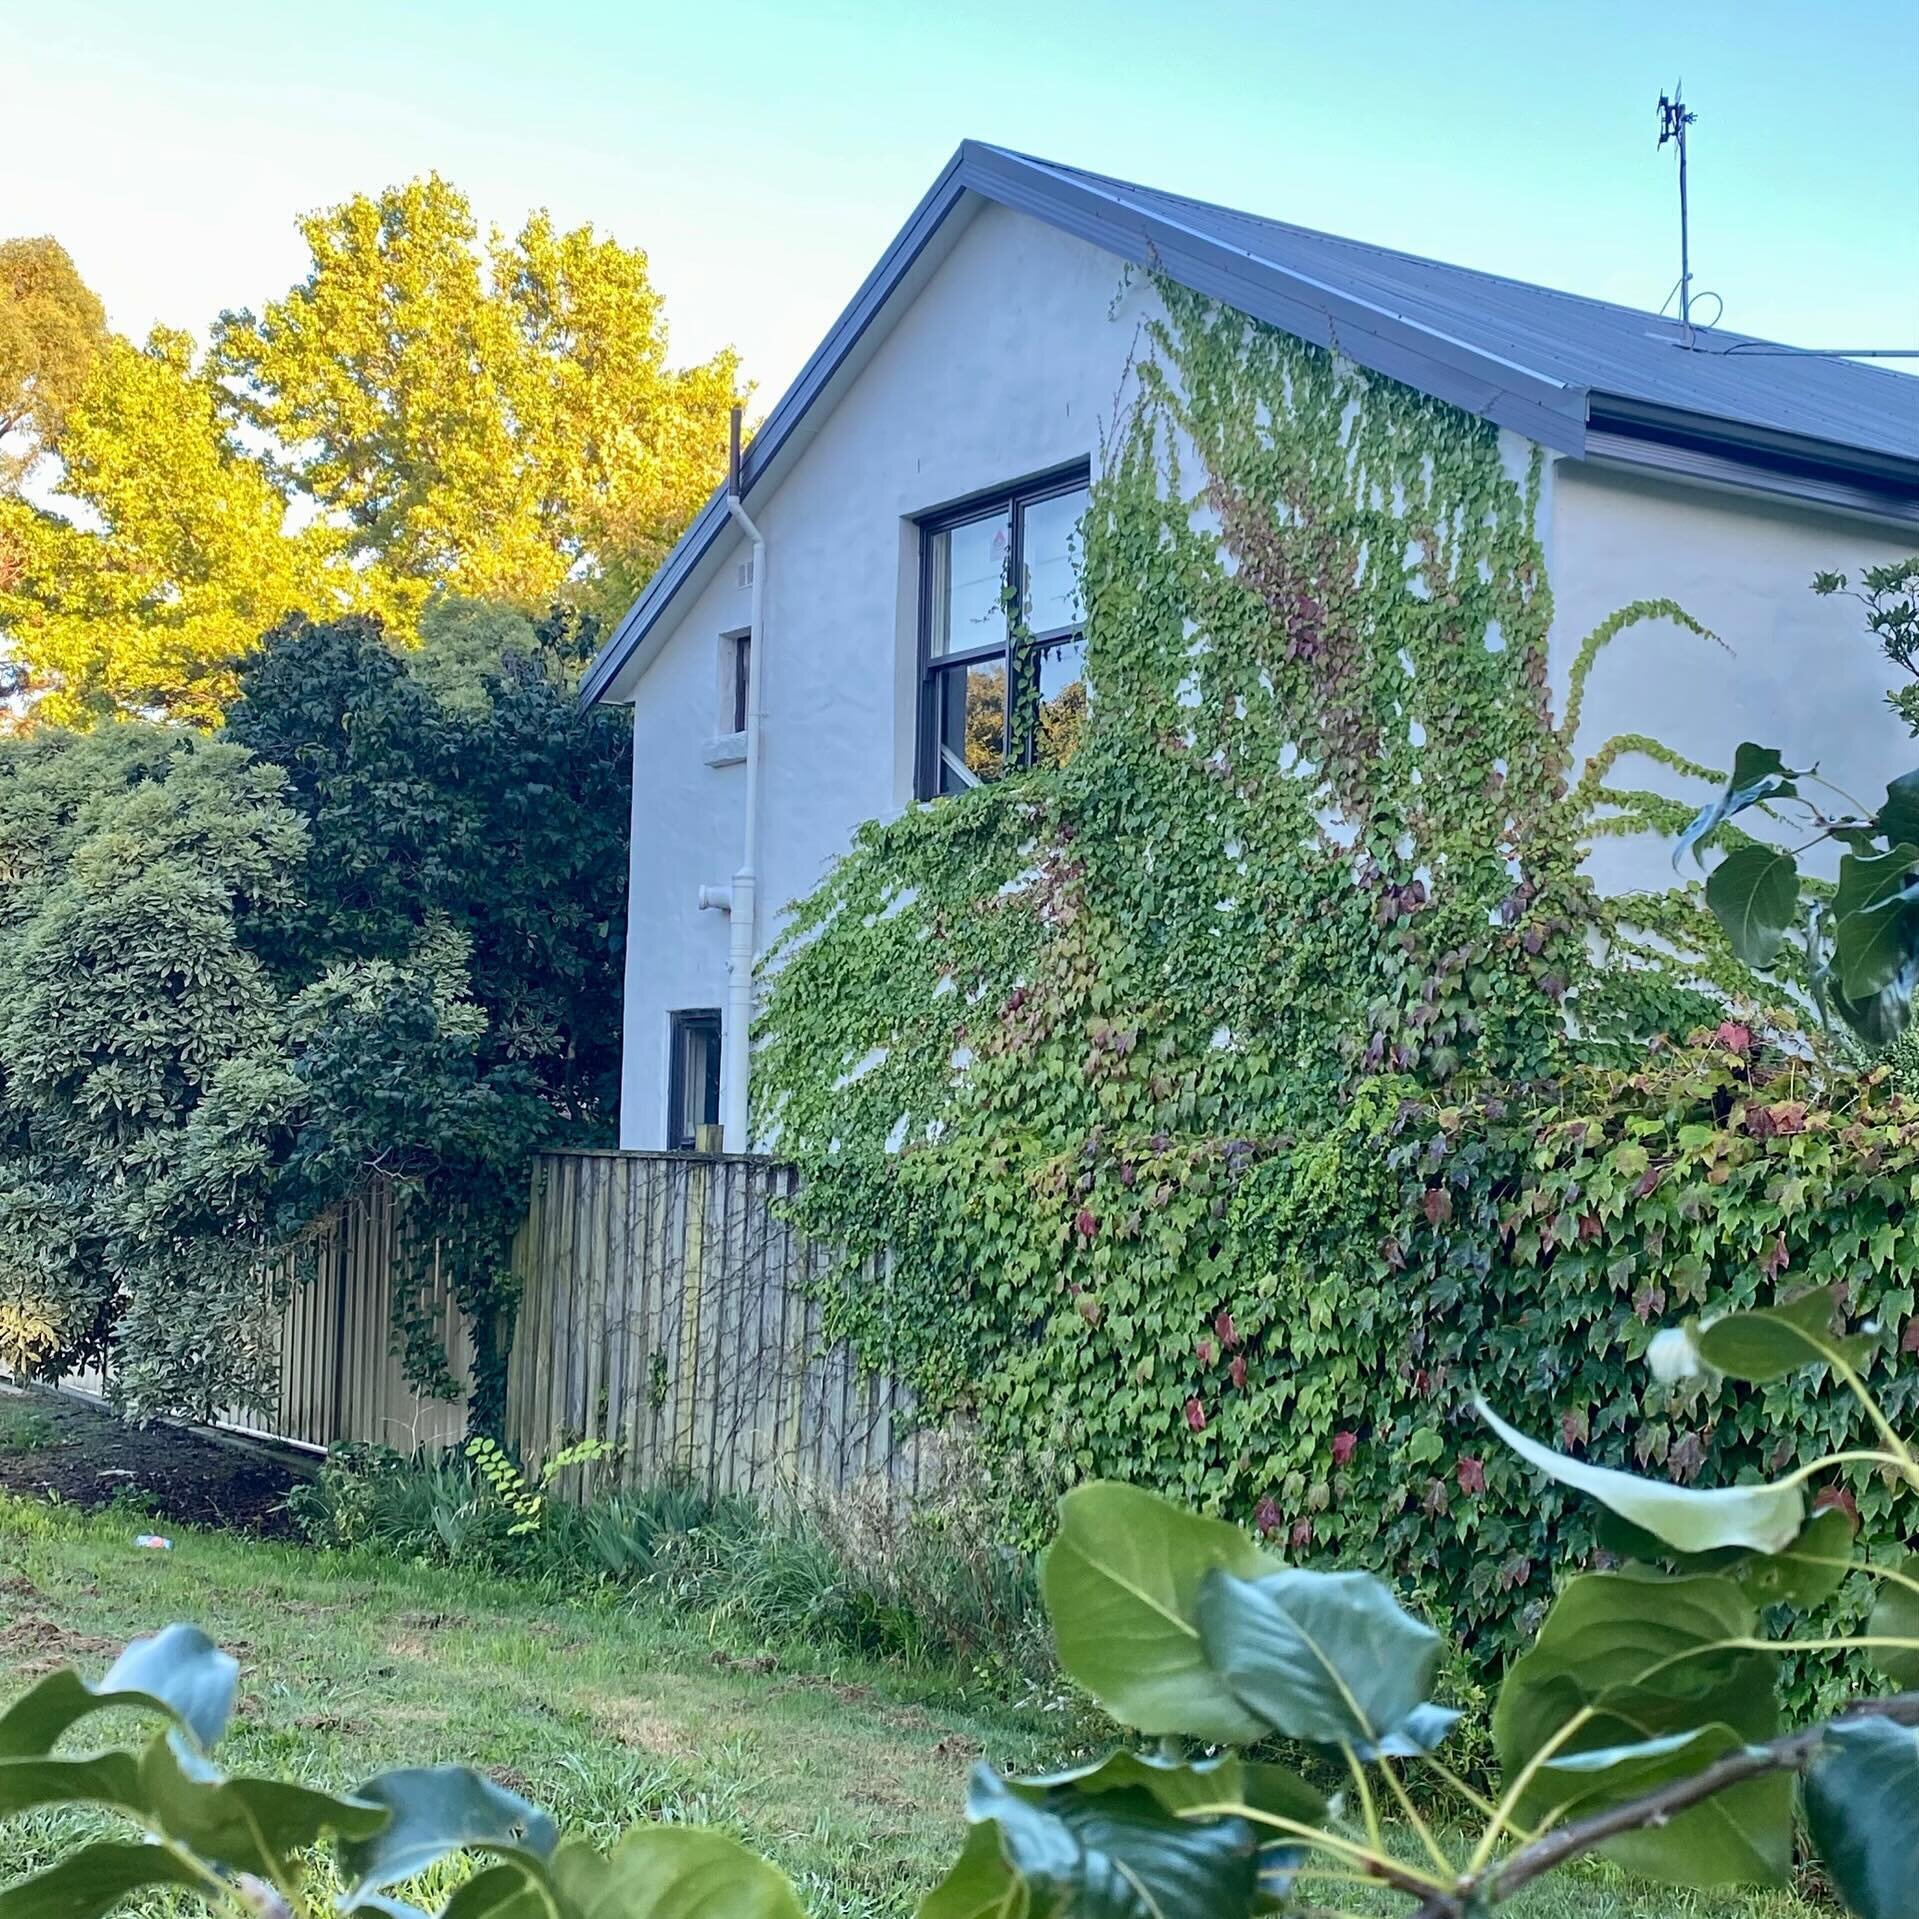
[919,474,1088,800]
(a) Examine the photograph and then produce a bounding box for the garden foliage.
[0,178,743,722]
[5,1303,1918,1916]
[0,609,628,1420]
[753,279,1919,1703]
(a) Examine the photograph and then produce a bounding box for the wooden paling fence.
[19,1152,928,1502]
[27,1183,472,1455]
[503,1151,933,1500]
[226,1183,473,1453]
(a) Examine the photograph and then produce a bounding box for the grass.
[0,1493,1821,1919]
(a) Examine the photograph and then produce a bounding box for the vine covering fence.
[12,1183,472,1453]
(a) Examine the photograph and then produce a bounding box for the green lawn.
[0,1495,1817,1919]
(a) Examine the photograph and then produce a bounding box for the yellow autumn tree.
[0,178,742,724]
[0,329,356,725]
[214,176,745,619]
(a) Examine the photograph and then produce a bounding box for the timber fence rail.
[503,1149,933,1502]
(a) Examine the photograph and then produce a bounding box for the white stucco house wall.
[582,142,1919,1152]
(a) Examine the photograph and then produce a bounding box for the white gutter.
[717,406,763,1151]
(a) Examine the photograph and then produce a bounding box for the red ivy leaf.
[1290,1518,1314,1550]
[1813,1485,1860,1533]
[1901,1319,1919,1356]
[1456,1456,1487,1496]
[1422,1186,1453,1227]
[1195,1337,1216,1367]
[1759,1233,1790,1280]
[1716,1020,1753,1055]
[1331,1430,1358,1468]
[1254,1495,1281,1537]
[1184,1397,1207,1432]
[1229,1354,1248,1389]
[1075,1208,1098,1238]
[1215,1309,1240,1348]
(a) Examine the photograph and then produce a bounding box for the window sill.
[704,732,748,768]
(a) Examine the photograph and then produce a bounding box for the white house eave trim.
[1585,426,1919,532]
[581,140,1917,709]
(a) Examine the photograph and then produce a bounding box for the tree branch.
[1406,1692,1919,1919]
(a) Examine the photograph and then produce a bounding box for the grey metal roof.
[582,140,1919,706]
[1007,148,1919,473]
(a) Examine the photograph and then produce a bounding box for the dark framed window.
[729,630,752,735]
[667,1010,722,1151]
[917,465,1089,800]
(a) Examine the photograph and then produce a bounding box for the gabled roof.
[582,140,1919,706]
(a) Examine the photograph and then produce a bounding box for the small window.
[667,1010,722,1150]
[918,469,1089,799]
[730,631,752,735]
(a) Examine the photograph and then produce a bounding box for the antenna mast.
[1656,84,1698,338]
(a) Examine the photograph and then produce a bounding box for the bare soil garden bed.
[0,1383,308,1537]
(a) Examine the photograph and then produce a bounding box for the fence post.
[675,1154,708,1474]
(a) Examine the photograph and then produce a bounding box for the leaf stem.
[1378,1755,1454,1878]
[1340,1742,1383,1857]
[1465,1704,1594,1873]
[1184,1799,1452,1898]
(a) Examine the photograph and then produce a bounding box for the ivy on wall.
[751,281,1884,1683]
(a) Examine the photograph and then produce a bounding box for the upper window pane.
[928,509,1010,659]
[1019,485,1088,635]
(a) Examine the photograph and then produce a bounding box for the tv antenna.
[1656,84,1699,339]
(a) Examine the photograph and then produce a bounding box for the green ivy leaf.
[0,1624,237,1759]
[1695,1289,1872,1383]
[1478,1401,1805,1555]
[1805,1717,1919,1919]
[1866,1558,1919,1689]
[1194,1566,1442,1747]
[1703,845,1799,968]
[1041,1481,1276,1743]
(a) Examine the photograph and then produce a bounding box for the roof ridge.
[977,142,1900,369]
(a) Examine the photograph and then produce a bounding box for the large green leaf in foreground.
[1195,1566,1442,1748]
[1478,1400,1805,1556]
[1804,1717,1919,1919]
[1042,1482,1276,1744]
[1495,1572,1788,1888]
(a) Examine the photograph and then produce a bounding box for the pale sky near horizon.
[6,0,1918,411]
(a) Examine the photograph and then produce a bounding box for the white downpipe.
[721,480,765,1152]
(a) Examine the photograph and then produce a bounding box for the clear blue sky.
[7,0,1917,406]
